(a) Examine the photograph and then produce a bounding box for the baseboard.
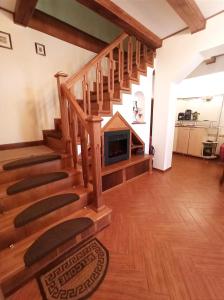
[153,166,172,173]
[0,140,44,150]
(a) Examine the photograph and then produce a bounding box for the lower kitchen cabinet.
[188,128,207,157]
[174,126,208,157]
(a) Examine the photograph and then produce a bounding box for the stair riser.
[0,172,81,211]
[45,136,64,152]
[0,159,63,185]
[2,210,112,297]
[54,119,62,131]
[0,195,89,250]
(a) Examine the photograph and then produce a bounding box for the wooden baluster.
[108,55,111,94]
[82,75,87,114]
[143,44,148,62]
[68,107,78,168]
[128,36,133,77]
[86,116,104,211]
[99,61,103,111]
[119,41,124,86]
[86,81,91,115]
[80,125,89,188]
[136,40,140,68]
[60,88,73,167]
[111,55,114,95]
[96,63,100,108]
[54,72,68,152]
[108,51,114,97]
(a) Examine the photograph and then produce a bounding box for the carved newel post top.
[54,71,68,78]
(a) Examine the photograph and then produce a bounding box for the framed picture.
[35,42,46,56]
[0,31,12,50]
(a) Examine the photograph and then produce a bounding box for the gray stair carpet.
[14,193,80,227]
[24,217,94,267]
[3,153,61,171]
[7,172,68,195]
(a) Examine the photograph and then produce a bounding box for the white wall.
[102,68,153,154]
[0,10,95,145]
[153,12,224,170]
[176,74,224,124]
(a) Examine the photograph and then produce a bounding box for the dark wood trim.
[14,0,38,26]
[0,6,14,14]
[167,0,206,33]
[28,10,108,53]
[0,140,44,151]
[76,0,162,49]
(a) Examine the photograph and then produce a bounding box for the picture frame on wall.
[35,42,46,56]
[0,31,12,50]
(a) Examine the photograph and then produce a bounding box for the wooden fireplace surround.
[101,112,152,191]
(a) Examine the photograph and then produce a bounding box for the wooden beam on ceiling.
[14,0,38,26]
[76,0,162,49]
[167,0,206,33]
[28,10,108,53]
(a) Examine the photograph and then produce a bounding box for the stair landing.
[0,146,54,164]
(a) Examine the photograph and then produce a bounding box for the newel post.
[86,115,104,211]
[55,72,73,166]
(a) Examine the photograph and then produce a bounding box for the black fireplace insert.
[104,130,130,165]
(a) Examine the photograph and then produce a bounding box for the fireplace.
[104,130,130,165]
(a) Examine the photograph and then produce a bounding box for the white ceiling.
[1,0,224,39]
[111,0,224,38]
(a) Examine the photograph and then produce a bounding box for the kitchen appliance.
[192,111,200,121]
[178,112,185,121]
[184,109,192,120]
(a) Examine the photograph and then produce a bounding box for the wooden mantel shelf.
[102,154,152,191]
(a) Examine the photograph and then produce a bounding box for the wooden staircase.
[0,33,154,298]
[0,152,111,297]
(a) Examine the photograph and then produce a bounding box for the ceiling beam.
[28,10,108,53]
[14,0,38,26]
[76,0,162,49]
[167,0,206,33]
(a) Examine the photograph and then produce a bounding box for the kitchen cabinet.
[175,127,190,154]
[174,126,208,157]
[188,128,207,157]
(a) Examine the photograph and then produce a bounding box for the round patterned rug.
[37,238,109,300]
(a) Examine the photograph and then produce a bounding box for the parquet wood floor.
[7,155,224,300]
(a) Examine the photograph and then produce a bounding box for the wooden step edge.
[0,187,92,250]
[0,169,82,211]
[0,205,112,297]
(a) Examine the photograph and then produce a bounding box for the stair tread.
[14,193,80,228]
[0,206,112,283]
[24,217,94,267]
[2,153,61,171]
[0,186,90,231]
[6,172,69,195]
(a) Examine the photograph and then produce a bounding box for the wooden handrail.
[61,84,90,133]
[64,32,128,89]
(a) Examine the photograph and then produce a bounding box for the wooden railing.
[55,33,153,211]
